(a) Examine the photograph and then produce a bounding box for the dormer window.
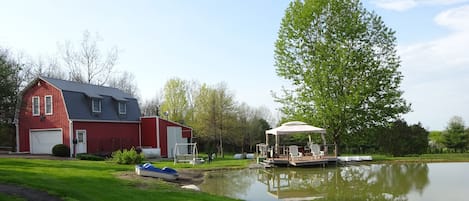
[92,98,102,113]
[118,102,126,115]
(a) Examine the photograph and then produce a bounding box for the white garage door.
[30,130,63,154]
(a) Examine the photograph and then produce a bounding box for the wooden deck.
[262,156,338,167]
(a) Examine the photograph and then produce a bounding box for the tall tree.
[0,49,22,149]
[443,116,468,152]
[160,78,189,123]
[59,30,118,85]
[274,0,410,154]
[192,83,236,157]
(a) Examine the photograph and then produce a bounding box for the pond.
[199,162,469,201]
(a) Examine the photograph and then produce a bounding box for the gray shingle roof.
[41,77,141,122]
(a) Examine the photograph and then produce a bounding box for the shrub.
[111,147,144,164]
[52,144,70,157]
[76,153,105,161]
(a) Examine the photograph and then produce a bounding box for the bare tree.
[59,30,118,85]
[108,71,140,98]
[141,91,163,116]
[22,56,66,83]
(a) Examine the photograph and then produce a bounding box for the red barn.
[140,117,192,158]
[16,77,194,158]
[16,77,141,157]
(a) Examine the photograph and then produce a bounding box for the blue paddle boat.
[135,163,179,180]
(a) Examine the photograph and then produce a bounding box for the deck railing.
[257,143,337,159]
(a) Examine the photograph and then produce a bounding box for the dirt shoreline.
[117,169,206,186]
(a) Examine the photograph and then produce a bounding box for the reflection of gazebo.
[265,121,327,156]
[257,169,326,200]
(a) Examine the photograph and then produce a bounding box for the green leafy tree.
[428,131,444,153]
[274,0,410,154]
[0,49,22,149]
[377,120,428,156]
[192,83,236,157]
[443,116,468,152]
[160,78,189,123]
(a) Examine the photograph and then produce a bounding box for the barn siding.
[140,117,192,158]
[18,79,70,152]
[73,121,139,154]
[140,118,156,148]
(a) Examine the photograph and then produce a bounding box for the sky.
[1,0,468,131]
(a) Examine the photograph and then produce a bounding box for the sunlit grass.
[0,158,241,201]
[371,153,469,162]
[0,193,26,201]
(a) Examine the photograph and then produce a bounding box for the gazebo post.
[275,135,279,156]
[320,133,327,156]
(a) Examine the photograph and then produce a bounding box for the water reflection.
[200,163,431,201]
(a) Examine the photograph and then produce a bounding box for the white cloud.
[398,4,469,129]
[434,4,469,30]
[373,0,417,11]
[373,0,469,11]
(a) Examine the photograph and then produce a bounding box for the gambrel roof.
[40,77,141,122]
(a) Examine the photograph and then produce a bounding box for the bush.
[52,144,70,157]
[111,147,144,164]
[76,153,105,161]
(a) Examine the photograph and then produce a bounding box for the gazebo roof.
[266,121,326,135]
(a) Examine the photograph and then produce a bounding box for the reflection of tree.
[258,168,326,200]
[199,169,255,198]
[201,163,430,201]
[319,163,430,201]
[256,164,429,201]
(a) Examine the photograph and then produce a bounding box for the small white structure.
[265,121,328,157]
[173,143,203,165]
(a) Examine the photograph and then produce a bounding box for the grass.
[0,158,246,201]
[1,153,467,201]
[152,155,251,170]
[0,193,26,201]
[370,153,469,162]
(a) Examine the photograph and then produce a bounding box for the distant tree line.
[141,78,273,157]
[428,116,469,153]
[339,115,469,156]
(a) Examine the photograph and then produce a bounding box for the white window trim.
[32,96,40,116]
[118,102,126,115]
[76,130,86,143]
[92,99,102,113]
[45,95,53,115]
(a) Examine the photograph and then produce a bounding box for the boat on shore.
[135,163,179,181]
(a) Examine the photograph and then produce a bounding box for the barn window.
[32,96,40,116]
[118,102,126,115]
[92,99,102,113]
[45,95,53,115]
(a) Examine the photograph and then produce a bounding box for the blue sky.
[1,0,468,130]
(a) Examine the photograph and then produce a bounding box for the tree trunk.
[334,133,341,156]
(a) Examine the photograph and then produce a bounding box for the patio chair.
[310,144,324,159]
[289,145,303,160]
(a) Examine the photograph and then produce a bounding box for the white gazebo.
[265,121,327,157]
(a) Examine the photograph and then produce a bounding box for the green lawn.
[371,153,469,162]
[0,158,244,201]
[0,193,26,201]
